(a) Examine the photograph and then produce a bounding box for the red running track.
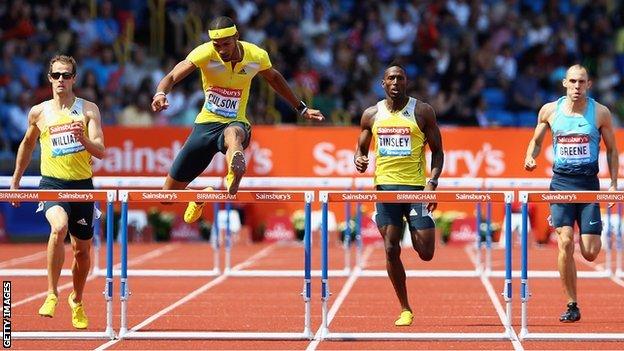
[2,239,624,350]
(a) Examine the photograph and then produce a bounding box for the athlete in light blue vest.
[524,64,619,323]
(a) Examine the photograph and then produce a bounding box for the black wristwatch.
[427,179,439,187]
[296,101,308,116]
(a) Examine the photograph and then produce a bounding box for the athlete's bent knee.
[418,249,434,262]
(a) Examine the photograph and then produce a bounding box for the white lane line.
[12,244,178,307]
[0,250,49,268]
[305,246,374,351]
[466,246,524,351]
[579,256,624,288]
[94,242,279,351]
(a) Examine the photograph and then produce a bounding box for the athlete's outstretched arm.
[258,68,324,121]
[152,60,196,112]
[354,106,376,173]
[421,103,443,185]
[524,102,554,171]
[597,104,619,191]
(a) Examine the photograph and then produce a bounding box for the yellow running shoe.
[225,150,246,195]
[183,187,213,223]
[68,291,88,329]
[38,293,58,317]
[394,310,413,326]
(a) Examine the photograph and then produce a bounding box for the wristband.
[153,91,166,99]
[427,179,438,187]
[296,100,308,116]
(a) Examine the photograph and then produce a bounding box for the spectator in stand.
[0,0,621,139]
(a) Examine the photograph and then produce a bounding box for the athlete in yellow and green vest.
[151,16,325,223]
[354,63,444,327]
[10,55,105,329]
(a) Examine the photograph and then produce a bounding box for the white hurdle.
[319,190,515,341]
[0,176,222,278]
[519,190,624,341]
[486,178,618,278]
[352,177,488,276]
[116,189,315,340]
[224,177,354,277]
[0,189,116,340]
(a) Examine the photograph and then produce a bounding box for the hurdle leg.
[519,195,530,339]
[475,202,483,274]
[212,203,221,274]
[355,202,362,268]
[224,202,232,273]
[320,193,330,338]
[104,194,116,339]
[119,194,130,338]
[343,202,352,273]
[485,201,493,273]
[92,202,101,277]
[502,198,513,336]
[605,206,612,275]
[302,193,313,338]
[617,203,623,276]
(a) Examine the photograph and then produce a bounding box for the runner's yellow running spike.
[68,291,88,329]
[225,151,246,195]
[38,293,58,317]
[183,187,213,223]
[394,310,413,326]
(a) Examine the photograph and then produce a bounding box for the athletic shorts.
[39,176,95,240]
[549,172,602,235]
[169,121,251,182]
[375,184,435,230]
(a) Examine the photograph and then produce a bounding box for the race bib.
[49,123,85,157]
[557,134,590,160]
[377,127,411,156]
[205,87,242,118]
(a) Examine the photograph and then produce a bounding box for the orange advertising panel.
[95,126,624,178]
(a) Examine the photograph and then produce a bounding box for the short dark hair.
[209,16,235,30]
[387,60,406,72]
[384,61,406,77]
[48,55,77,75]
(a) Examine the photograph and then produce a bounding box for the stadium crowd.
[0,0,623,158]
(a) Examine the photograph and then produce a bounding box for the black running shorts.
[375,184,436,230]
[169,121,251,182]
[39,176,95,240]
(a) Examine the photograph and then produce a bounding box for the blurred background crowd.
[1,0,623,159]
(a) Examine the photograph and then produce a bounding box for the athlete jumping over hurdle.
[353,63,444,326]
[151,16,324,223]
[10,55,106,329]
[524,64,619,322]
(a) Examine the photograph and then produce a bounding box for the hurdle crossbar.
[519,190,624,340]
[319,190,514,340]
[485,179,619,279]
[223,177,354,277]
[1,189,116,340]
[117,189,314,340]
[351,178,490,274]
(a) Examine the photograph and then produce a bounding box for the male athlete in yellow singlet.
[354,63,444,326]
[10,55,105,329]
[152,16,324,223]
